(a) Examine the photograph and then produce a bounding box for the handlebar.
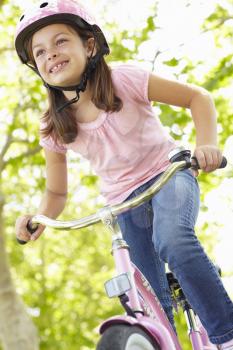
[30,160,186,232]
[17,148,227,244]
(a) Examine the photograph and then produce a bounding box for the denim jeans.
[117,169,233,344]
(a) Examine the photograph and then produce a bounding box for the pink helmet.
[15,0,109,64]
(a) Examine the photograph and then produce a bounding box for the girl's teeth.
[51,62,67,73]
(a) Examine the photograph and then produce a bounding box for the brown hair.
[26,25,122,144]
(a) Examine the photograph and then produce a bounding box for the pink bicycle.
[19,147,227,350]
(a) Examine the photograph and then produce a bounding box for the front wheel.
[96,325,161,350]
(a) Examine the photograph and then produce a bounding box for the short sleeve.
[39,121,67,154]
[39,135,67,154]
[111,64,150,104]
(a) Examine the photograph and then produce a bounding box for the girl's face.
[31,23,94,87]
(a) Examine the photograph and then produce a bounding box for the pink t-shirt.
[40,64,177,204]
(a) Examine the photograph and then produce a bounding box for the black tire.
[96,324,161,350]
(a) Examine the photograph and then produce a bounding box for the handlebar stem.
[99,208,130,256]
[98,207,123,240]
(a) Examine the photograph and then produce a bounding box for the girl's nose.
[47,51,58,61]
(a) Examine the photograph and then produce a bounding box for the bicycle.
[18,147,227,350]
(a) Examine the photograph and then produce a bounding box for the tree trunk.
[0,195,39,350]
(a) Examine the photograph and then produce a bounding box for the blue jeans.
[117,169,233,344]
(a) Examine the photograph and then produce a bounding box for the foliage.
[0,1,232,349]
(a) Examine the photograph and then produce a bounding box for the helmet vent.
[20,14,25,21]
[40,2,49,8]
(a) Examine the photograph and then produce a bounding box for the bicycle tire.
[96,324,161,350]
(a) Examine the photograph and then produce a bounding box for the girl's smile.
[49,60,68,73]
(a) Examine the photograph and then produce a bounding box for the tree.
[0,2,41,349]
[0,1,232,349]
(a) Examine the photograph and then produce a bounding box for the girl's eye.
[33,38,67,58]
[35,49,45,58]
[56,38,67,45]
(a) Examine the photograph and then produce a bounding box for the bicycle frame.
[98,206,181,350]
[31,158,219,350]
[97,206,217,350]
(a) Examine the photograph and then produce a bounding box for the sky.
[14,0,233,294]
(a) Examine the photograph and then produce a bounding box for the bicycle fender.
[99,315,179,350]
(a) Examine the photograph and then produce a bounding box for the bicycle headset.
[15,0,110,111]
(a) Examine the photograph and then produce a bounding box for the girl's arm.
[16,148,68,242]
[37,148,68,219]
[148,73,222,172]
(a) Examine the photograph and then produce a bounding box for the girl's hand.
[192,145,222,174]
[15,215,45,243]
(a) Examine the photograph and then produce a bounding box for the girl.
[15,1,233,348]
